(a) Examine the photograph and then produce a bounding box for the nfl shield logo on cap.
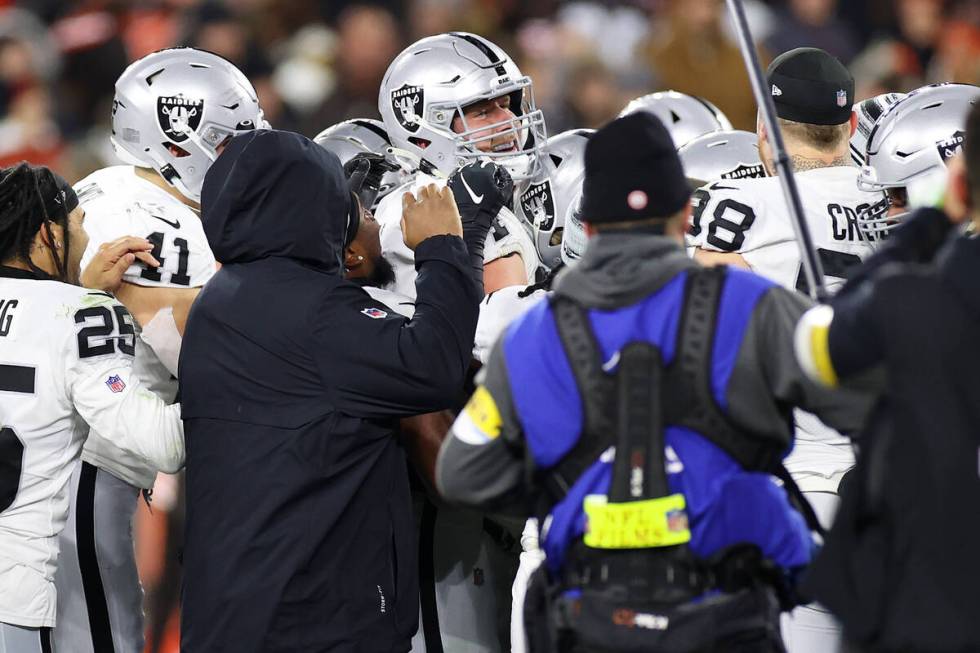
[836,89,848,107]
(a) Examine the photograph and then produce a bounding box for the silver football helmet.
[516,129,592,269]
[378,32,548,183]
[313,118,412,209]
[111,48,267,202]
[677,130,764,187]
[857,83,979,237]
[619,91,732,149]
[849,92,905,166]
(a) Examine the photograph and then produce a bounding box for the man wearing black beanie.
[435,112,870,652]
[688,47,886,653]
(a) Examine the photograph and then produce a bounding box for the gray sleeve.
[435,337,530,513]
[727,287,873,437]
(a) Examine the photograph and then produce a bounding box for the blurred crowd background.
[1,0,975,651]
[1,0,978,187]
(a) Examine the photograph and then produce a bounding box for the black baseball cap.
[580,112,691,225]
[767,47,854,126]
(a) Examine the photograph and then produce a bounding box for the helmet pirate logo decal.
[157,95,204,143]
[390,84,424,134]
[520,180,555,231]
[936,130,965,162]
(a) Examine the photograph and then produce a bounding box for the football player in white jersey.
[375,32,560,653]
[54,48,266,653]
[0,163,183,653]
[688,48,882,653]
[375,36,542,302]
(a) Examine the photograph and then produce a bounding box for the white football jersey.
[374,173,539,302]
[691,166,883,293]
[0,273,182,627]
[73,166,213,487]
[75,166,216,291]
[474,285,546,364]
[691,165,879,478]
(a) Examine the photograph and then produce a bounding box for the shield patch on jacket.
[157,96,204,143]
[390,84,423,134]
[520,180,555,231]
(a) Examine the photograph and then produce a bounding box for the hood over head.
[201,129,351,272]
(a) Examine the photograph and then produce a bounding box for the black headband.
[38,169,79,219]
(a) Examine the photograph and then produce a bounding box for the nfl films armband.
[583,494,691,549]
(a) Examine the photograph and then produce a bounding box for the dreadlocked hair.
[0,162,72,280]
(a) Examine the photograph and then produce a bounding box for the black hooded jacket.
[806,210,980,650]
[178,130,481,652]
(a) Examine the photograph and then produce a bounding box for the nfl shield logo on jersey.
[836,89,848,107]
[390,85,423,134]
[105,375,126,393]
[361,307,388,319]
[157,95,204,143]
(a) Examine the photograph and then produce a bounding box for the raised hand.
[400,184,463,251]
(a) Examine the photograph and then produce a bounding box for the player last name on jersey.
[828,201,882,242]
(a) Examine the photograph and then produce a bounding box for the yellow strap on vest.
[583,493,691,549]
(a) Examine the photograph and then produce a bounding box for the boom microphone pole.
[725,0,828,302]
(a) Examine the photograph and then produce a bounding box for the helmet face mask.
[379,33,548,182]
[111,48,266,202]
[856,83,979,239]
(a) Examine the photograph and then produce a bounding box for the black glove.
[344,153,400,209]
[447,161,514,262]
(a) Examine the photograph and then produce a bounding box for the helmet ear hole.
[887,187,908,209]
[164,143,191,158]
[549,227,563,247]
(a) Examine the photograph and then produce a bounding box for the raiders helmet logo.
[391,84,424,133]
[520,180,555,231]
[936,130,965,162]
[157,95,204,143]
[721,163,765,180]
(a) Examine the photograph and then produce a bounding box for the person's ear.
[344,242,366,270]
[39,221,62,251]
[848,111,858,138]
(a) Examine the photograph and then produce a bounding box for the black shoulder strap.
[609,342,668,501]
[547,298,672,505]
[543,296,614,499]
[664,267,782,472]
